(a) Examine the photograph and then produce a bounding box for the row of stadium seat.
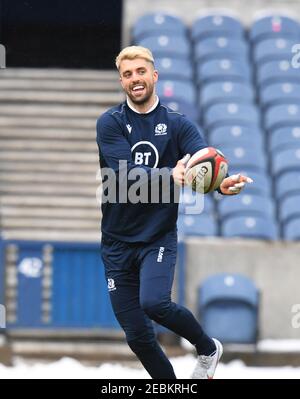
[132,13,300,44]
[178,213,281,240]
[157,84,300,124]
[178,188,299,240]
[134,17,300,68]
[178,210,300,240]
[143,67,300,114]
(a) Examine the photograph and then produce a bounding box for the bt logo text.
[291,304,300,328]
[0,304,6,328]
[0,44,6,69]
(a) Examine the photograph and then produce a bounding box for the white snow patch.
[1,354,300,379]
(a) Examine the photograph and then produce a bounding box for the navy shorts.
[101,229,178,337]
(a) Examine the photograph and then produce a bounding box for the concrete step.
[0,115,97,129]
[0,68,118,81]
[2,229,100,242]
[10,341,135,362]
[1,218,99,229]
[0,172,97,184]
[0,151,98,163]
[1,207,100,219]
[0,127,96,140]
[0,195,100,208]
[9,337,185,362]
[0,90,123,105]
[0,68,118,242]
[8,329,123,339]
[0,183,97,196]
[0,140,96,152]
[0,79,121,92]
[0,104,106,118]
[0,162,99,173]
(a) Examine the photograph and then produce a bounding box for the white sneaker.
[191,338,223,379]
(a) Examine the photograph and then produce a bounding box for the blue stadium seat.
[155,57,193,81]
[279,193,300,223]
[197,58,252,85]
[221,215,278,240]
[253,38,297,66]
[264,104,300,132]
[224,146,267,173]
[270,126,300,153]
[132,13,187,42]
[211,138,263,153]
[192,14,244,41]
[260,82,300,109]
[204,103,260,130]
[218,193,275,220]
[198,273,259,343]
[227,169,271,196]
[156,80,196,104]
[283,218,300,240]
[199,81,254,110]
[209,125,264,150]
[179,188,214,215]
[160,98,200,122]
[257,59,300,89]
[138,35,191,59]
[209,125,263,147]
[272,147,300,176]
[275,171,300,199]
[177,213,217,237]
[194,37,249,64]
[250,15,300,43]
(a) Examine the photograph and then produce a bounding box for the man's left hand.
[219,173,253,195]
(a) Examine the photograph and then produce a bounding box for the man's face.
[119,58,158,105]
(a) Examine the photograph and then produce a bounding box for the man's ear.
[153,69,158,83]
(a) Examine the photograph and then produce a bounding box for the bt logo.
[131,141,159,167]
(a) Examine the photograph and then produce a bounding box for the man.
[96,46,252,379]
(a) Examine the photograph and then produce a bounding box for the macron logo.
[126,124,132,134]
[157,247,165,262]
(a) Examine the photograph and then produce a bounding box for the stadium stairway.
[0,68,123,242]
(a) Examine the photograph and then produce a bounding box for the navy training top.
[96,99,207,243]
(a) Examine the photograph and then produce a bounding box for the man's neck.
[126,95,159,114]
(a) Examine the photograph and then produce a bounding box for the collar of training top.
[126,95,159,114]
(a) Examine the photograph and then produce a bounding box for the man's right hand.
[172,154,191,186]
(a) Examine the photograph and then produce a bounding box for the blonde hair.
[115,46,154,70]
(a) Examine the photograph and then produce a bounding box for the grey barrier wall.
[184,238,300,339]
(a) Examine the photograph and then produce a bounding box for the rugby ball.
[184,147,228,193]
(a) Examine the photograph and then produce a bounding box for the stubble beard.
[127,84,154,105]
